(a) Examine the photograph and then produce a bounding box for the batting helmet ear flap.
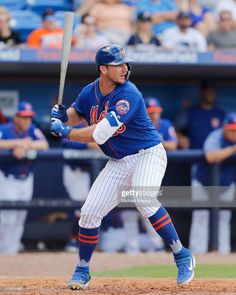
[126,63,131,80]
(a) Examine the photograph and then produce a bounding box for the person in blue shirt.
[127,11,161,48]
[51,44,195,289]
[145,97,178,151]
[136,0,178,36]
[0,101,48,254]
[175,81,225,254]
[190,113,236,255]
[176,81,225,150]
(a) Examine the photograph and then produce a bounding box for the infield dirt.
[0,252,235,294]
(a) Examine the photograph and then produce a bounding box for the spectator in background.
[89,0,134,45]
[207,10,236,50]
[74,14,109,49]
[178,0,215,36]
[127,11,161,48]
[137,0,178,36]
[76,0,99,16]
[189,113,236,255]
[199,0,216,10]
[214,0,236,26]
[162,11,207,51]
[27,10,64,48]
[0,102,48,254]
[0,7,21,47]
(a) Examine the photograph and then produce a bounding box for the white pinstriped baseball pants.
[79,143,167,229]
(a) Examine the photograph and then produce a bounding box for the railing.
[0,149,235,250]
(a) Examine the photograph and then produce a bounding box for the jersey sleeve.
[108,92,141,123]
[71,90,86,117]
[204,129,222,153]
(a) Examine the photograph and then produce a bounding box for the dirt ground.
[0,252,236,295]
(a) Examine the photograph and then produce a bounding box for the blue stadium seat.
[26,0,72,16]
[10,10,42,42]
[0,0,27,10]
[53,10,80,29]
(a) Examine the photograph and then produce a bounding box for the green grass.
[93,265,236,278]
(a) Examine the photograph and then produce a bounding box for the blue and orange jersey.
[186,105,225,149]
[0,122,45,176]
[154,118,177,143]
[72,79,161,159]
[195,128,236,186]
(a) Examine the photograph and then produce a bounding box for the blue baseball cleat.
[174,247,196,286]
[67,266,91,290]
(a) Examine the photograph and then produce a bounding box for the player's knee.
[79,212,103,228]
[136,201,161,218]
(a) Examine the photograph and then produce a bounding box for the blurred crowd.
[1,0,236,50]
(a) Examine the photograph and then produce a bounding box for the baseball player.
[0,102,48,254]
[51,45,195,289]
[190,112,236,254]
[145,97,178,151]
[175,81,225,254]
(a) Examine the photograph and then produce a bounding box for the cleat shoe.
[174,247,196,286]
[67,266,91,290]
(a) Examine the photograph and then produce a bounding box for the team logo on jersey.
[115,100,130,115]
[90,102,126,135]
[211,118,220,128]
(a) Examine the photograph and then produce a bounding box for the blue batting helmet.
[95,45,132,79]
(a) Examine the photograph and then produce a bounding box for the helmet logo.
[119,49,126,58]
[115,100,130,115]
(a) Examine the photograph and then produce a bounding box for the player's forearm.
[0,139,20,149]
[68,125,96,143]
[66,107,84,126]
[29,140,49,150]
[205,145,236,164]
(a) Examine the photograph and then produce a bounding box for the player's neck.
[99,78,116,97]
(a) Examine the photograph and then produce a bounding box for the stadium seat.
[10,10,42,42]
[53,10,80,29]
[26,0,72,16]
[0,0,27,10]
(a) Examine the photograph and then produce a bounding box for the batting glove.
[51,104,68,122]
[51,118,72,138]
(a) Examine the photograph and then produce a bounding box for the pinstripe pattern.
[79,144,167,228]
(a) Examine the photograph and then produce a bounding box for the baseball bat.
[58,12,74,106]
